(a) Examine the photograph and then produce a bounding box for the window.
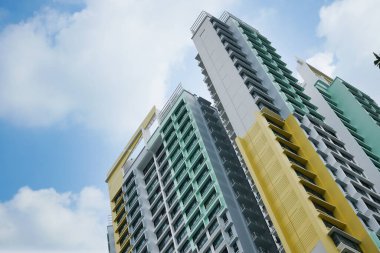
[158,231,171,250]
[189,211,201,229]
[182,188,193,204]
[176,171,187,186]
[360,217,371,228]
[341,152,354,162]
[188,147,201,163]
[354,186,367,197]
[349,199,358,210]
[370,195,380,205]
[185,199,197,217]
[272,129,290,142]
[295,170,315,184]
[266,117,283,129]
[208,219,218,235]
[313,202,334,217]
[323,220,335,229]
[330,231,362,252]
[343,171,357,181]
[176,228,186,244]
[157,152,167,166]
[196,168,208,185]
[304,185,325,200]
[221,214,228,225]
[135,238,146,252]
[193,223,205,242]
[200,178,212,196]
[164,244,174,253]
[165,182,174,196]
[360,180,374,190]
[192,157,205,174]
[324,127,337,137]
[147,177,158,194]
[151,197,162,215]
[144,169,155,184]
[170,203,180,218]
[173,216,183,231]
[130,213,141,228]
[204,190,217,209]
[197,234,207,249]
[154,209,166,227]
[213,233,223,250]
[331,139,344,149]
[167,193,177,206]
[334,156,346,166]
[162,120,173,134]
[180,241,190,253]
[374,216,380,226]
[156,221,169,239]
[159,161,169,175]
[227,228,234,239]
[143,158,154,175]
[365,201,378,213]
[178,175,190,193]
[280,142,298,155]
[162,172,171,186]
[232,243,239,253]
[155,145,164,157]
[287,155,306,168]
[350,166,364,177]
[149,188,160,204]
[208,202,221,221]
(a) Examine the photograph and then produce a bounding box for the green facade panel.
[315,78,380,171]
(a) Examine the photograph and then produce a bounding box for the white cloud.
[310,0,380,101]
[0,187,108,253]
[0,0,236,140]
[306,51,336,77]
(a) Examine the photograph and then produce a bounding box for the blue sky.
[0,0,379,252]
[0,0,322,200]
[0,0,328,200]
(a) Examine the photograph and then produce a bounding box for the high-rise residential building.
[192,11,380,252]
[296,59,380,248]
[106,107,157,253]
[106,86,279,253]
[297,60,380,184]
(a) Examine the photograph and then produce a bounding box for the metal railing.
[158,84,183,123]
[190,11,211,34]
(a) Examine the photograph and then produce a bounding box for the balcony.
[119,235,132,253]
[328,227,362,253]
[284,149,307,167]
[219,33,240,50]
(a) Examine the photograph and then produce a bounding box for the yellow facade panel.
[236,111,378,253]
[105,107,157,253]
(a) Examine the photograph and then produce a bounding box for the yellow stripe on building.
[105,107,157,253]
[236,108,378,253]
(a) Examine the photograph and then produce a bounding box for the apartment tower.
[191,11,380,252]
[297,60,380,181]
[106,87,278,253]
[297,59,380,246]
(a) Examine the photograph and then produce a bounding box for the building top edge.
[105,106,157,182]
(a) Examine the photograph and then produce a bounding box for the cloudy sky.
[0,0,379,252]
